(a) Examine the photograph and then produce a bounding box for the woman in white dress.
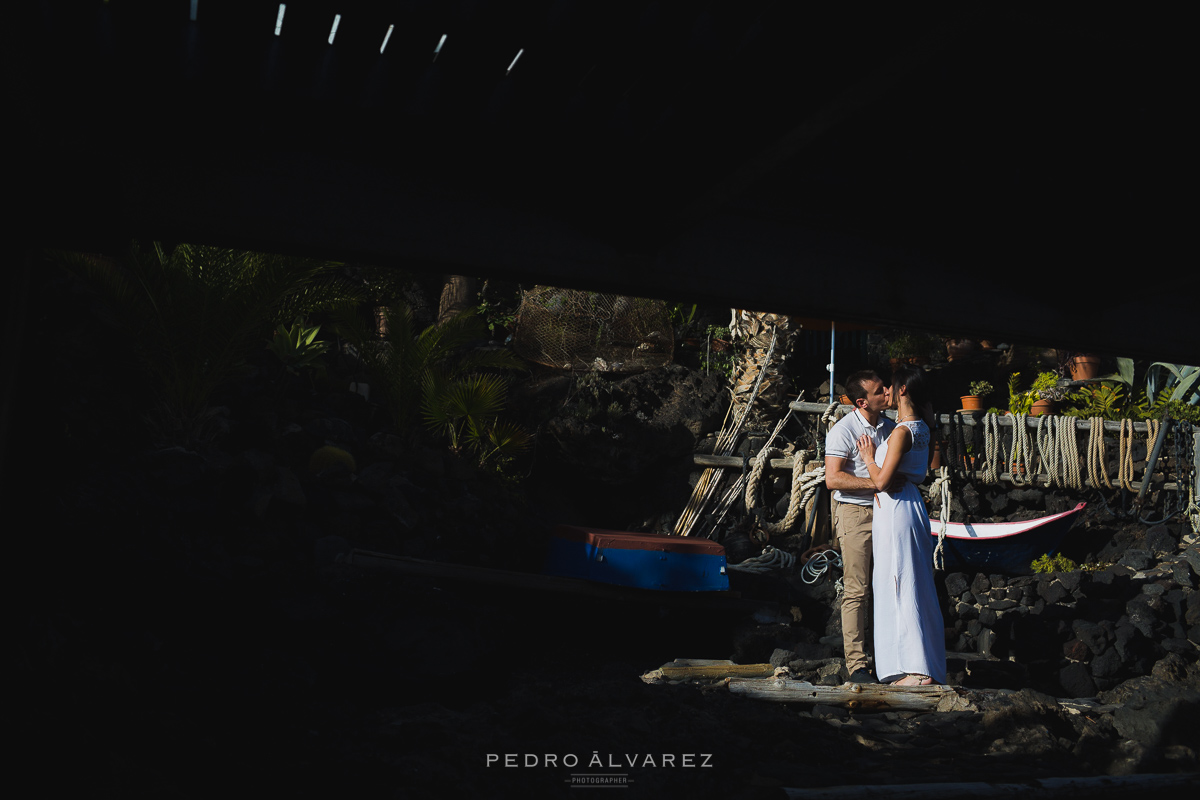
[855,366,946,686]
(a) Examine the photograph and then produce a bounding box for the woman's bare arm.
[857,426,912,492]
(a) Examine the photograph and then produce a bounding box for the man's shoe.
[848,669,876,684]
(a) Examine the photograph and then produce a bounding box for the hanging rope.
[744,448,822,534]
[727,545,796,574]
[1118,418,1136,491]
[981,412,1004,484]
[800,548,842,588]
[1010,412,1032,485]
[929,466,952,570]
[1036,415,1058,486]
[1086,416,1113,490]
[1059,415,1083,489]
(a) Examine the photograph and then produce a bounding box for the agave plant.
[268,319,329,375]
[1146,363,1199,406]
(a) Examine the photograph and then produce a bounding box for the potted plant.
[960,380,992,411]
[887,331,936,368]
[1067,352,1103,380]
[1008,371,1061,415]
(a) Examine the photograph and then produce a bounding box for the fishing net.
[512,286,673,372]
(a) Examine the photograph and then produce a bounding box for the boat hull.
[931,503,1086,574]
[544,525,730,591]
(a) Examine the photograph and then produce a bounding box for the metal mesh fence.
[512,286,673,372]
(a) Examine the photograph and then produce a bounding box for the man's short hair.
[845,370,882,403]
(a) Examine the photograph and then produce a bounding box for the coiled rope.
[1086,416,1112,490]
[727,545,796,574]
[745,448,823,534]
[800,548,843,589]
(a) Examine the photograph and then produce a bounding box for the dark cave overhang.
[13,1,1196,362]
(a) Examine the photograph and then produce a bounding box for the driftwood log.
[781,773,1200,799]
[727,676,971,712]
[642,660,777,683]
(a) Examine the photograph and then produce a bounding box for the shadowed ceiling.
[12,1,1195,361]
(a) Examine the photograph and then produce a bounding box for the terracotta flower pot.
[1068,354,1102,380]
[1030,399,1055,416]
[960,395,984,411]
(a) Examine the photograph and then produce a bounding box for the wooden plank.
[643,663,777,682]
[726,677,961,712]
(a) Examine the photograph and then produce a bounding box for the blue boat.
[930,502,1087,574]
[544,525,730,592]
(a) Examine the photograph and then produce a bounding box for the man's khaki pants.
[833,501,873,675]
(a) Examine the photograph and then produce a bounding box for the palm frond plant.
[336,303,530,461]
[55,242,358,446]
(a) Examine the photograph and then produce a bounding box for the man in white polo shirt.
[825,370,895,683]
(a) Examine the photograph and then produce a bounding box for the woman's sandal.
[893,674,934,686]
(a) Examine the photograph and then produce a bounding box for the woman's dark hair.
[891,365,928,407]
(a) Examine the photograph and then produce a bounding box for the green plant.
[476,280,520,339]
[268,319,329,374]
[1146,363,1199,406]
[969,380,993,397]
[338,304,530,465]
[57,242,356,446]
[422,372,530,466]
[1007,371,1061,414]
[886,331,936,359]
[1031,553,1077,573]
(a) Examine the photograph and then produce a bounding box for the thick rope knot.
[745,448,822,534]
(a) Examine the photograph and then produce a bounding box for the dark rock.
[1073,621,1109,656]
[981,688,1074,748]
[769,648,796,668]
[1062,638,1091,662]
[1126,597,1162,638]
[1059,663,1096,698]
[971,574,991,595]
[1142,582,1167,598]
[314,535,351,565]
[1119,549,1154,571]
[944,572,970,597]
[989,574,1007,589]
[1171,562,1195,588]
[1056,570,1083,593]
[810,703,850,720]
[960,591,976,605]
[1186,545,1200,576]
[965,660,1026,690]
[968,620,983,637]
[1090,648,1123,679]
[1161,638,1195,655]
[979,608,998,627]
[1037,580,1069,605]
[1152,653,1191,683]
[1144,525,1177,556]
[978,627,997,657]
[987,599,1020,611]
[955,602,978,620]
